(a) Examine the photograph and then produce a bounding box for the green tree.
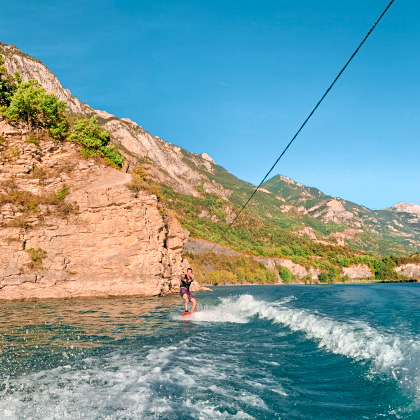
[266,269,278,283]
[69,117,110,150]
[0,54,19,107]
[70,117,125,168]
[278,266,292,283]
[207,272,220,285]
[40,90,68,139]
[373,256,397,280]
[328,266,339,283]
[319,272,328,283]
[2,79,67,137]
[101,144,125,168]
[236,267,245,283]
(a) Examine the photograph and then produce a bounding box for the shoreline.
[200,278,419,287]
[0,280,211,303]
[0,279,417,303]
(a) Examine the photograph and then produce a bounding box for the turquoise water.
[0,284,419,419]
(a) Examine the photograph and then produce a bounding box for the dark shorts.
[180,287,195,301]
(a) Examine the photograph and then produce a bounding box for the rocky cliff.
[0,118,189,300]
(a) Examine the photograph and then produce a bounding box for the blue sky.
[0,0,419,209]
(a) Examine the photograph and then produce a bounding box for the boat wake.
[0,340,265,419]
[190,294,420,398]
[0,293,419,419]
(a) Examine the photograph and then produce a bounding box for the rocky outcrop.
[311,199,357,225]
[394,264,420,279]
[0,120,191,300]
[295,227,317,240]
[390,202,420,216]
[102,118,204,196]
[274,258,308,280]
[2,45,91,115]
[342,264,373,280]
[327,228,364,246]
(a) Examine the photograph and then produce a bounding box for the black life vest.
[180,274,193,290]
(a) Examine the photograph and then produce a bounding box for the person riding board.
[180,268,198,313]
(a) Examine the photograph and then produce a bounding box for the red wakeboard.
[181,312,192,317]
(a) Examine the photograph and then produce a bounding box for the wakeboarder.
[180,268,198,315]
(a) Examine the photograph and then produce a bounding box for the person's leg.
[191,298,198,313]
[183,294,189,311]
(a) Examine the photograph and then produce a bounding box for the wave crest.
[190,294,420,397]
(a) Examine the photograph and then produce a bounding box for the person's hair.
[187,268,193,272]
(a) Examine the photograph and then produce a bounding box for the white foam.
[181,295,293,324]
[0,344,185,419]
[271,387,288,397]
[187,307,249,323]
[196,294,420,397]
[0,336,270,419]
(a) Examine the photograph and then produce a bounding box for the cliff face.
[394,263,420,279]
[0,119,188,300]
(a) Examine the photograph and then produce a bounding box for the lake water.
[0,284,419,419]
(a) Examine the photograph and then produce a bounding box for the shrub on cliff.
[278,266,292,283]
[319,272,328,283]
[2,79,68,139]
[265,269,278,283]
[26,247,47,270]
[126,166,162,199]
[0,54,19,107]
[69,117,124,168]
[0,180,78,221]
[0,58,123,166]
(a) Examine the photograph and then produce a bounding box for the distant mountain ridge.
[1,41,419,257]
[262,174,420,252]
[390,202,420,216]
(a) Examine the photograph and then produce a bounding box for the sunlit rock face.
[0,119,189,300]
[394,264,420,280]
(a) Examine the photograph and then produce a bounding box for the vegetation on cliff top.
[0,178,79,228]
[2,79,68,139]
[0,53,124,168]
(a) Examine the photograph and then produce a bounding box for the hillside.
[0,42,419,292]
[262,175,420,253]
